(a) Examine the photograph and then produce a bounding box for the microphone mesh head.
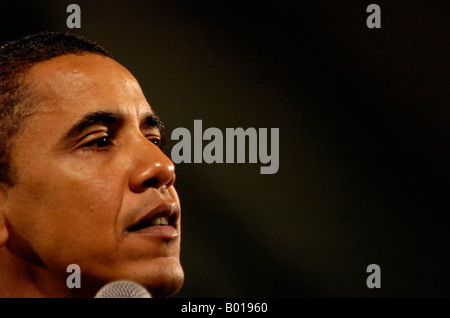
[94,280,152,298]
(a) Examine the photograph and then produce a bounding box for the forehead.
[25,54,153,120]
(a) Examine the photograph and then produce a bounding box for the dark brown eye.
[95,136,112,147]
[82,136,112,148]
[149,137,161,147]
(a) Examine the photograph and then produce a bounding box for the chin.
[81,257,184,298]
[144,264,185,298]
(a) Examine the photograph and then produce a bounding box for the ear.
[0,185,10,247]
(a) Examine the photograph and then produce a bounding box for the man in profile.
[0,32,184,297]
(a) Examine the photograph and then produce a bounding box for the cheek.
[50,158,127,212]
[51,172,126,239]
[6,165,126,265]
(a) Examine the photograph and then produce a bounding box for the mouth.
[127,202,179,239]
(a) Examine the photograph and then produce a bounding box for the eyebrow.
[62,110,165,142]
[142,113,165,133]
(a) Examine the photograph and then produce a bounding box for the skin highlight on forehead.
[26,54,148,112]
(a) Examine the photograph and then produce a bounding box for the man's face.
[3,54,183,297]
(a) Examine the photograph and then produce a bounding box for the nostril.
[142,178,158,188]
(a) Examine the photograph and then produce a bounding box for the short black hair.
[0,31,113,186]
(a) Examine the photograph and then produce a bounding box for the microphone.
[94,280,152,298]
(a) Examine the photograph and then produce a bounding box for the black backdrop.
[1,0,449,297]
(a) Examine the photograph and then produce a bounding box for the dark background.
[1,0,449,297]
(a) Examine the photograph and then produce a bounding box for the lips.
[127,201,179,239]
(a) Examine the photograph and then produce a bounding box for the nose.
[128,138,176,193]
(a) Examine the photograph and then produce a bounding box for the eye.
[81,136,113,149]
[148,136,162,148]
